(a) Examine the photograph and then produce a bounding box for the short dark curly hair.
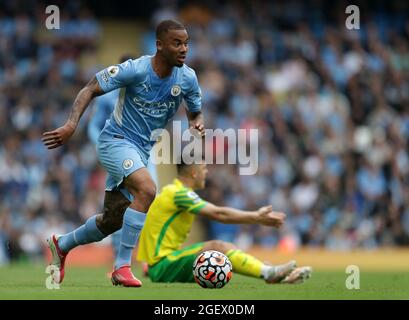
[176,150,205,175]
[156,19,186,40]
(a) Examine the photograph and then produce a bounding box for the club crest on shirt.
[107,66,119,77]
[122,159,134,170]
[171,85,181,96]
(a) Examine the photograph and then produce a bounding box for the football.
[192,250,233,288]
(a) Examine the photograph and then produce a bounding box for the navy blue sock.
[114,208,146,269]
[58,216,106,253]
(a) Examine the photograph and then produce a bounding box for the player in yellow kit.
[137,159,312,284]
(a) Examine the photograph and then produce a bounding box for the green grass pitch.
[0,263,408,300]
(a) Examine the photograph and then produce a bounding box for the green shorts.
[148,242,204,283]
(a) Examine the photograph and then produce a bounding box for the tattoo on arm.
[67,76,104,128]
[186,110,203,121]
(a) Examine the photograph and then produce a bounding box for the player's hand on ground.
[257,205,286,228]
[42,122,76,149]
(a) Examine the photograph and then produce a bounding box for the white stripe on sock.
[73,230,79,245]
[120,241,135,248]
[261,265,274,280]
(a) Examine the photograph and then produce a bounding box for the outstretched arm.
[42,76,104,149]
[198,203,285,228]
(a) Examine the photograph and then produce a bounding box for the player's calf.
[113,169,153,272]
[97,190,131,235]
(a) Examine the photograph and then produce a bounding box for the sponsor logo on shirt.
[132,96,176,115]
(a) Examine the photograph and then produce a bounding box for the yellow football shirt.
[137,178,207,266]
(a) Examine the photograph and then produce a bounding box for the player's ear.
[190,166,198,179]
[156,39,163,51]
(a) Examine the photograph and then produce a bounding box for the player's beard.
[175,57,184,67]
[174,54,186,67]
[168,56,183,68]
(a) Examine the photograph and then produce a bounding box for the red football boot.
[111,265,143,287]
[46,234,68,284]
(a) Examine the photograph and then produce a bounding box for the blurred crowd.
[0,0,104,264]
[1,0,409,264]
[150,0,409,251]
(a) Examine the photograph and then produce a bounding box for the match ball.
[192,250,233,288]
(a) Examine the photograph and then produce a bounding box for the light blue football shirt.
[87,90,118,145]
[95,55,202,157]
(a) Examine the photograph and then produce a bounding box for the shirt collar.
[174,178,184,188]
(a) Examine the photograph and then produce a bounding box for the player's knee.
[124,168,156,209]
[206,240,235,253]
[131,183,156,205]
[143,184,157,204]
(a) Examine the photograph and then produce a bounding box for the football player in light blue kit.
[43,20,205,287]
[87,55,158,262]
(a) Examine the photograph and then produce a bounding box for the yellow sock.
[226,249,263,278]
